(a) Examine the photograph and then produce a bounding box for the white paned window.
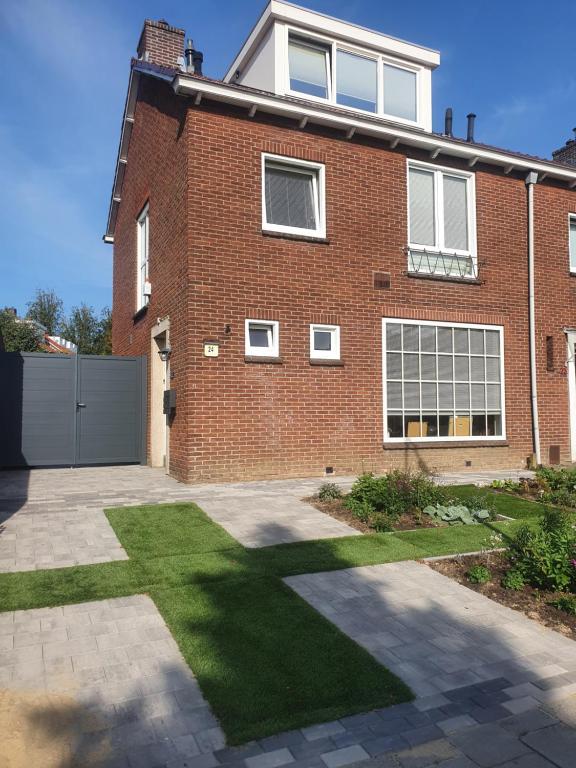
[262,154,325,238]
[383,319,505,442]
[245,320,279,357]
[570,216,576,273]
[383,63,417,122]
[407,162,477,279]
[136,204,149,311]
[310,324,340,360]
[285,30,422,125]
[336,50,377,113]
[288,37,330,99]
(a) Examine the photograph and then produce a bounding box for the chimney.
[466,113,476,143]
[444,107,453,138]
[137,19,185,69]
[552,129,576,167]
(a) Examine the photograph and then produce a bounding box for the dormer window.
[288,37,330,99]
[285,30,422,125]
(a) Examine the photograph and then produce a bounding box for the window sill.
[406,271,482,285]
[383,440,509,450]
[244,355,284,364]
[262,229,329,244]
[133,305,148,323]
[309,358,344,366]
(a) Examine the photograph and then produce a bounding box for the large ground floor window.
[383,318,505,442]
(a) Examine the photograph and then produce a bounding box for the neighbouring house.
[106,1,576,483]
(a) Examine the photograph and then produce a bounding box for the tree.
[0,309,42,352]
[63,304,111,355]
[26,289,64,335]
[98,307,112,355]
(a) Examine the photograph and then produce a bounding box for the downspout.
[526,171,541,466]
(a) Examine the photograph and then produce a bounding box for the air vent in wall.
[373,272,391,290]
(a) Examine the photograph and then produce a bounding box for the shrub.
[348,471,446,520]
[535,467,576,509]
[316,483,343,502]
[507,507,576,592]
[344,497,374,524]
[491,478,522,493]
[467,564,491,584]
[550,594,576,615]
[502,569,525,590]
[423,504,491,525]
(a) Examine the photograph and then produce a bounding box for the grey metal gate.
[0,353,146,467]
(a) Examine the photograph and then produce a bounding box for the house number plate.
[204,342,219,357]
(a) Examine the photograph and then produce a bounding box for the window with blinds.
[383,319,505,442]
[570,216,576,273]
[407,163,476,279]
[288,38,330,99]
[136,204,149,311]
[336,50,377,112]
[262,155,325,237]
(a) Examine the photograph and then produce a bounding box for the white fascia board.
[174,75,576,184]
[224,0,439,82]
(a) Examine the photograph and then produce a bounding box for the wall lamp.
[158,345,172,362]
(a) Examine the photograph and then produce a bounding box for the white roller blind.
[336,50,377,112]
[443,175,468,251]
[409,168,435,246]
[288,40,328,98]
[383,64,416,121]
[570,218,576,271]
[265,165,316,230]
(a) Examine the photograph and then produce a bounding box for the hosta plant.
[423,504,491,526]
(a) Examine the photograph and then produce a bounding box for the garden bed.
[428,552,576,637]
[307,496,438,532]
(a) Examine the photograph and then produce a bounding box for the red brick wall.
[137,20,184,68]
[113,82,576,483]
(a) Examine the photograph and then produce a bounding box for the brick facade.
[111,75,576,484]
[137,20,184,68]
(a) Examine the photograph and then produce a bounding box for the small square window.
[310,324,340,360]
[262,154,325,238]
[245,320,279,357]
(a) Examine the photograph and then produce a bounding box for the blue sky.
[1,0,574,316]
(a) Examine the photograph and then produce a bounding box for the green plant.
[348,471,446,520]
[549,594,576,615]
[423,504,491,525]
[502,569,525,590]
[344,497,375,524]
[507,507,576,592]
[491,479,522,492]
[317,483,343,502]
[467,564,491,584]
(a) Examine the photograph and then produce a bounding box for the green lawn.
[0,490,545,744]
[447,484,549,520]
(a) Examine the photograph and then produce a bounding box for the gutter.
[526,171,541,466]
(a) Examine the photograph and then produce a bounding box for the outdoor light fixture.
[158,345,172,362]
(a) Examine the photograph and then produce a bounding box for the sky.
[1,0,575,317]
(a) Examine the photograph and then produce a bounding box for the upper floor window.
[245,319,279,358]
[407,162,476,279]
[262,154,326,238]
[136,204,149,311]
[287,31,419,125]
[570,215,576,273]
[310,324,340,360]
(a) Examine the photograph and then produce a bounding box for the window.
[310,324,340,360]
[407,162,476,279]
[570,216,576,272]
[288,36,330,99]
[336,50,377,113]
[262,155,325,237]
[383,63,417,122]
[383,319,505,442]
[285,30,422,125]
[245,319,279,357]
[136,204,149,311]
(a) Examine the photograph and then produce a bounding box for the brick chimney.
[137,19,185,69]
[552,129,576,166]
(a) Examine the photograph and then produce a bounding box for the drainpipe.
[526,171,541,466]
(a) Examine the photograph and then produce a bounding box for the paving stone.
[402,724,445,747]
[437,715,477,734]
[362,734,409,756]
[449,723,532,767]
[520,722,576,767]
[291,737,336,760]
[394,738,460,768]
[245,748,295,768]
[303,721,346,741]
[499,709,558,737]
[321,745,370,768]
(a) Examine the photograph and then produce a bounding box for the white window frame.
[406,160,477,279]
[310,324,340,360]
[136,203,149,311]
[284,26,422,127]
[569,214,576,274]
[382,317,506,444]
[261,153,326,238]
[245,319,280,357]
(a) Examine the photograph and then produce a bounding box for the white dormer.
[224,1,440,132]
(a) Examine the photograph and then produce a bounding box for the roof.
[104,60,576,244]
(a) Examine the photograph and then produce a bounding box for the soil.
[306,497,438,533]
[428,552,576,638]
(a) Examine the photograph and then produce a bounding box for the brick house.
[106,1,576,483]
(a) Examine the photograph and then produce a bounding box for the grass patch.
[0,498,539,743]
[447,485,548,520]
